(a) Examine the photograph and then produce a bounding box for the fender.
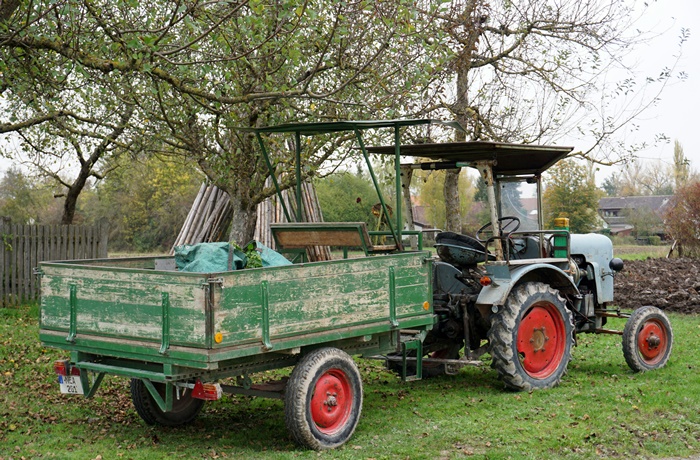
[476,263,580,310]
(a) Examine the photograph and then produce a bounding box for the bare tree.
[421,0,687,230]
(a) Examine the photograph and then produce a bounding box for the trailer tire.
[284,348,362,450]
[130,378,204,427]
[488,282,574,391]
[622,306,673,372]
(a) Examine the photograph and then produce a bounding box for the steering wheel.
[475,216,521,243]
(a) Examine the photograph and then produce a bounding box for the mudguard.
[475,263,579,309]
[569,234,616,303]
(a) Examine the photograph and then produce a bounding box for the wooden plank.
[23,225,30,302]
[11,224,18,303]
[275,230,363,248]
[89,225,95,258]
[35,225,43,264]
[67,225,74,260]
[29,224,37,301]
[40,264,209,347]
[48,225,53,261]
[58,225,65,260]
[215,253,432,347]
[98,221,108,258]
[83,225,90,258]
[0,218,7,305]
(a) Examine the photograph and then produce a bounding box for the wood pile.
[171,183,233,253]
[174,180,331,261]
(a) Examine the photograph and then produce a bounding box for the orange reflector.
[192,380,223,401]
[480,276,492,287]
[214,332,223,344]
[423,301,430,311]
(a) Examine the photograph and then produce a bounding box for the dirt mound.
[614,257,700,314]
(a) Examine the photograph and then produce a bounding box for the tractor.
[368,140,673,390]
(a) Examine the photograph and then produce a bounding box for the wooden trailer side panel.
[213,252,433,348]
[40,264,209,347]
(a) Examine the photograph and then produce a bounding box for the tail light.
[54,360,80,376]
[191,380,222,401]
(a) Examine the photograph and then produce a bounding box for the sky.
[601,0,700,175]
[0,0,698,182]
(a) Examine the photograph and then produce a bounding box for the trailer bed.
[39,252,434,375]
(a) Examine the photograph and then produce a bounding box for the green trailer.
[40,251,434,449]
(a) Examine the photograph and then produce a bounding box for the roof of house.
[599,195,673,211]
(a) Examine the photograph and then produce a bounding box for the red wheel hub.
[310,368,352,435]
[637,319,668,364]
[517,302,566,379]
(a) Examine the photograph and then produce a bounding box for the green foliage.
[413,169,474,230]
[601,173,621,196]
[233,241,263,269]
[648,235,662,245]
[1,0,454,239]
[622,207,663,238]
[543,159,603,233]
[0,167,57,224]
[82,156,202,253]
[314,172,377,227]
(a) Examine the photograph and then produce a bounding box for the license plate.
[58,375,84,395]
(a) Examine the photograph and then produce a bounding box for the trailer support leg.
[401,339,423,382]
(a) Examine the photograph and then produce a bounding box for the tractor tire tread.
[488,282,574,391]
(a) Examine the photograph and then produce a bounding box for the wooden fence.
[1,218,108,306]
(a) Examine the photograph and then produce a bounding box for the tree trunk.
[399,166,418,249]
[61,183,84,224]
[227,189,258,244]
[442,0,481,234]
[60,106,133,224]
[443,170,462,232]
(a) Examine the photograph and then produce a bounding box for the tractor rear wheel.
[284,348,362,450]
[488,282,574,391]
[622,306,673,372]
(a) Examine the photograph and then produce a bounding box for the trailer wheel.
[284,348,362,450]
[622,306,673,372]
[488,282,574,391]
[130,378,204,427]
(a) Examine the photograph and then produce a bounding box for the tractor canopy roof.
[366,142,573,177]
[244,119,466,135]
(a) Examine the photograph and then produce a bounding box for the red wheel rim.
[517,302,566,379]
[637,319,668,365]
[310,368,353,435]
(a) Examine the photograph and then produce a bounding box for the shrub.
[665,181,700,257]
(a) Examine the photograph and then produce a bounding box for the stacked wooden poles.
[175,181,330,261]
[171,184,233,253]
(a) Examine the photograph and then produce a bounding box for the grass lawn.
[2,303,699,459]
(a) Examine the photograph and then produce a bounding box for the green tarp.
[174,241,291,273]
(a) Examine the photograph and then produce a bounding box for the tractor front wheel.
[622,306,673,372]
[284,348,362,450]
[488,282,574,391]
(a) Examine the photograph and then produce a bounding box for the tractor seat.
[434,232,494,267]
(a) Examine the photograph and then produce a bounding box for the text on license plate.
[58,375,84,395]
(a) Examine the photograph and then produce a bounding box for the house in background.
[598,195,673,237]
